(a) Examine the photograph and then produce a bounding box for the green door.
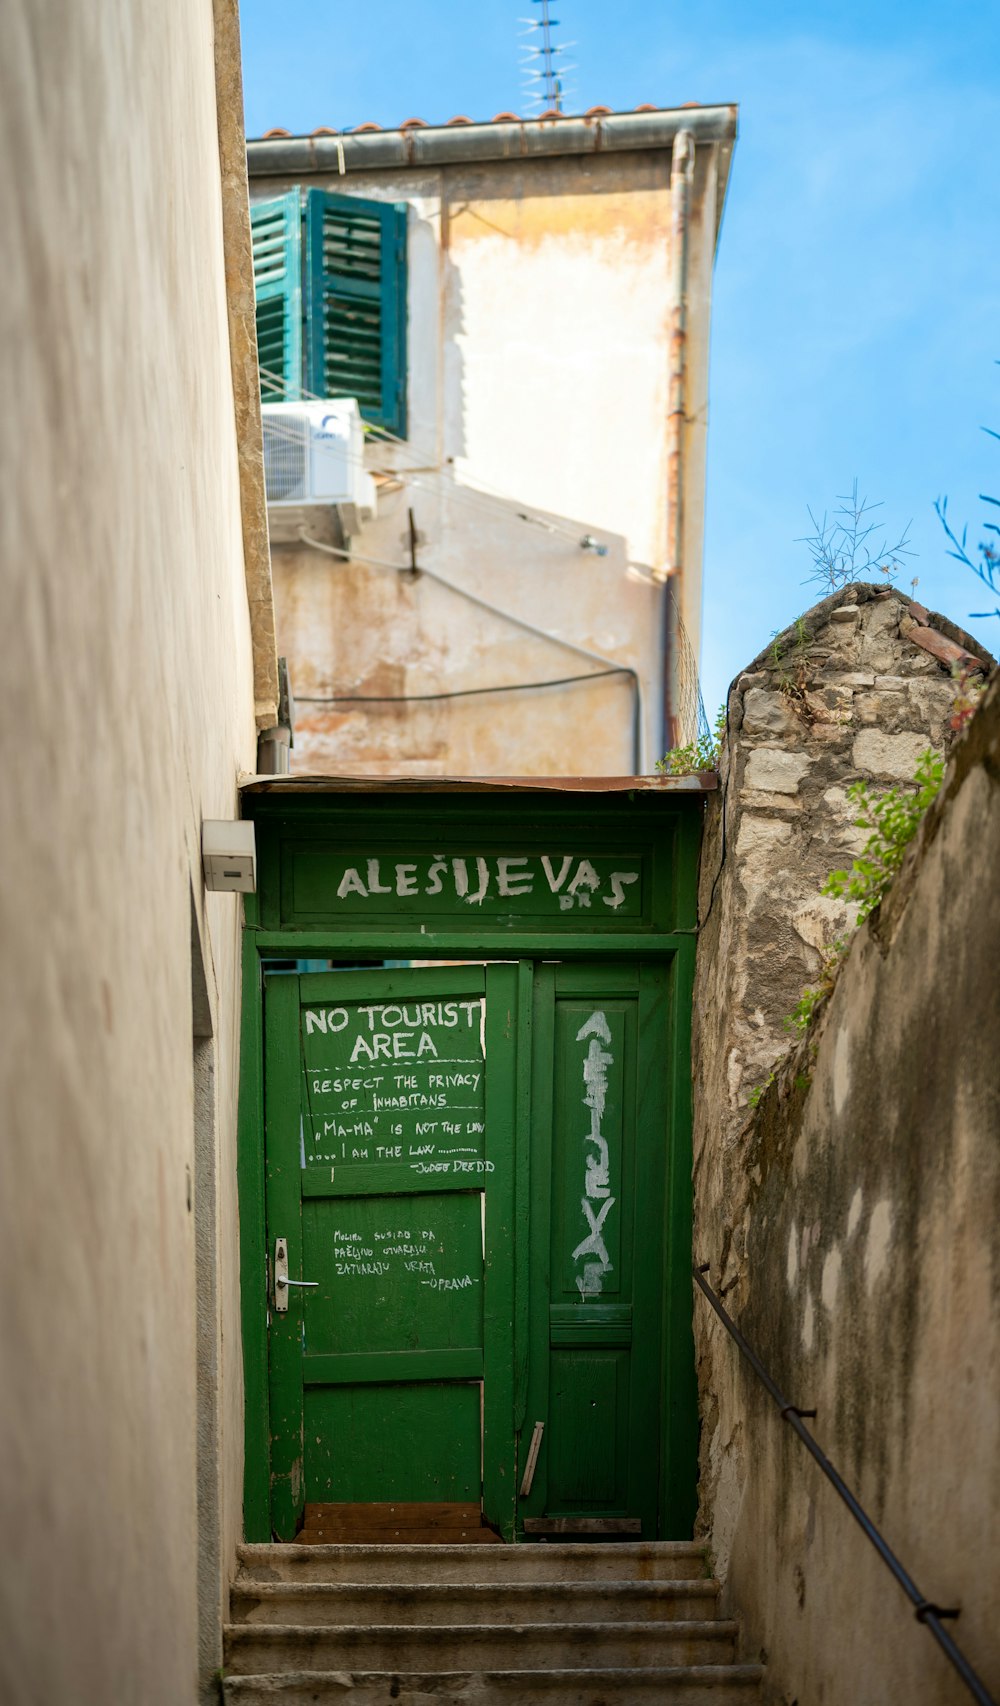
[264,964,517,1540]
[259,954,691,1541]
[519,961,674,1538]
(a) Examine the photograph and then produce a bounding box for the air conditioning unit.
[261,399,375,533]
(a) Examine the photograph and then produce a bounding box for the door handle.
[273,1237,319,1313]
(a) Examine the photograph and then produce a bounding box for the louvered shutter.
[250,192,303,402]
[304,190,408,436]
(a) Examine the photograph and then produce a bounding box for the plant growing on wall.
[769,617,811,701]
[748,746,948,1107]
[800,479,914,594]
[821,749,945,921]
[656,706,726,776]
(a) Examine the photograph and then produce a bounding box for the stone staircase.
[223,1541,764,1703]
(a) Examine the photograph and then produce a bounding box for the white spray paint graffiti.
[572,1010,616,1297]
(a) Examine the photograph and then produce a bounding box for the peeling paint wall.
[0,3,260,1702]
[692,589,998,1704]
[251,144,725,771]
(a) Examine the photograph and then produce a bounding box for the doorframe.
[237,931,696,1543]
[236,786,703,1544]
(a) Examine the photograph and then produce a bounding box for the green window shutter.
[304,190,408,436]
[250,192,303,402]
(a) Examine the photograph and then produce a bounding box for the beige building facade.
[247,108,736,774]
[0,2,276,1701]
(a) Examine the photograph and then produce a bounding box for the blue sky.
[240,0,1000,714]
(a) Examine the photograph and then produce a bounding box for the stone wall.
[692,587,998,1703]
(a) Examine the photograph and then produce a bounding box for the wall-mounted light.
[202,821,257,893]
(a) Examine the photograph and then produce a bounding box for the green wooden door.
[519,961,674,1538]
[264,964,516,1540]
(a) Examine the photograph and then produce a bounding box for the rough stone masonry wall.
[692,585,998,1705]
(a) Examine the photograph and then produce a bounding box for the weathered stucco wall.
[0,3,263,1701]
[278,487,652,775]
[692,587,998,1703]
[252,140,726,771]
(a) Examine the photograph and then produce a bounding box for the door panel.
[304,1383,481,1503]
[264,965,508,1539]
[300,1191,484,1361]
[547,1349,626,1505]
[522,961,669,1537]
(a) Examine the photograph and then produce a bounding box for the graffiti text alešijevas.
[332,854,641,911]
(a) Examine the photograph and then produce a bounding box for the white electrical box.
[261,399,376,527]
[202,821,257,894]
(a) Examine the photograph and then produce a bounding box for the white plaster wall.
[447,191,672,571]
[0,3,258,1702]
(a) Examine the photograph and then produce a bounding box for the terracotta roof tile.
[256,105,703,141]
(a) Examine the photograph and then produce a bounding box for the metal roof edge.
[246,106,739,179]
[240,772,717,796]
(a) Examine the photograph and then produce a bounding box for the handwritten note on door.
[301,996,487,1175]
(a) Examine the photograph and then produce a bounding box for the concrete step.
[222,1665,765,1705]
[230,1578,721,1627]
[236,1542,712,1586]
[223,1620,739,1674]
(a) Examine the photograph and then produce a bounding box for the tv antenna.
[519,0,576,116]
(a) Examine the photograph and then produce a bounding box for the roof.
[251,102,724,142]
[240,773,717,796]
[246,104,738,213]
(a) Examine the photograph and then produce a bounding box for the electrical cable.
[297,666,628,706]
[297,529,646,771]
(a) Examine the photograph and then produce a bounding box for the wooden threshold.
[295,1501,504,1545]
[522,1517,643,1535]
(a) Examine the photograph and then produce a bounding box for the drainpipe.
[256,656,294,773]
[658,128,694,753]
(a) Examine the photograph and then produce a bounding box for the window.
[251,187,408,437]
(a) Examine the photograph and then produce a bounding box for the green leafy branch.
[821,749,944,921]
[782,938,849,1038]
[656,705,726,776]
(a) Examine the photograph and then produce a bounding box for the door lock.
[273,1237,319,1313]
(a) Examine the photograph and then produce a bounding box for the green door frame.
[236,788,703,1543]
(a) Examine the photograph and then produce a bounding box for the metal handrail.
[693,1262,997,1706]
